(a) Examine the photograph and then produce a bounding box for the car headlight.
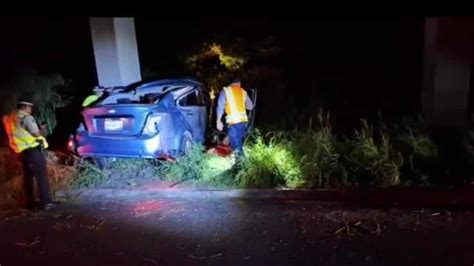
[143,114,164,135]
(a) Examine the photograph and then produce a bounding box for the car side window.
[179,90,204,106]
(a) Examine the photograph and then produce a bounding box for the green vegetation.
[153,111,443,189]
[0,72,71,136]
[69,160,109,189]
[0,105,459,192]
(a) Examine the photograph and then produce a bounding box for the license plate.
[104,119,123,131]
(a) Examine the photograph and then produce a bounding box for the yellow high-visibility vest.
[223,86,248,125]
[2,111,48,153]
[82,94,100,107]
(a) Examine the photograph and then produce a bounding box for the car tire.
[92,157,108,170]
[180,131,193,156]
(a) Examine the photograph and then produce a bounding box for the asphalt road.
[1,197,473,266]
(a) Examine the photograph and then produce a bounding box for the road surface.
[1,197,473,266]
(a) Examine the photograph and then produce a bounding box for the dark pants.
[228,122,247,156]
[20,146,52,205]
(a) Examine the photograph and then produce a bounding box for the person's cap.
[17,98,34,106]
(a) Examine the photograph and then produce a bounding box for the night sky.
[0,18,96,87]
[0,17,425,131]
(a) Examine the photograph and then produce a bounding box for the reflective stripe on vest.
[223,86,248,125]
[2,111,40,153]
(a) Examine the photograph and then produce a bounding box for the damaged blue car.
[69,79,211,163]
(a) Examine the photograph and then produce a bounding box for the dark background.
[0,17,425,139]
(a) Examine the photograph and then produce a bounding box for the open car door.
[177,89,207,143]
[246,88,257,134]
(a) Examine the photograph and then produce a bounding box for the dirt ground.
[1,196,473,266]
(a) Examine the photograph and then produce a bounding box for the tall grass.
[158,144,219,181]
[0,113,443,194]
[147,112,436,189]
[235,112,349,188]
[347,119,403,187]
[295,112,348,188]
[157,144,237,187]
[235,131,298,188]
[70,161,108,189]
[392,117,438,186]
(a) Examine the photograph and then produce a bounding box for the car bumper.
[74,133,171,159]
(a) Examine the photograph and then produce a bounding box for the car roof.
[97,79,206,106]
[127,78,205,91]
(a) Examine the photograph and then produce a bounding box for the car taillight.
[67,140,74,149]
[67,135,75,151]
[143,114,164,135]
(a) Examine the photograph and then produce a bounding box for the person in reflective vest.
[216,79,254,156]
[82,86,105,107]
[2,99,56,210]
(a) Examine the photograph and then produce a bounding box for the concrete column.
[89,17,142,87]
[423,17,473,128]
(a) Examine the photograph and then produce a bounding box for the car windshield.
[142,93,164,104]
[97,93,164,105]
[97,93,141,105]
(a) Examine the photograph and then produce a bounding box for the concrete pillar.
[89,17,142,87]
[423,17,474,128]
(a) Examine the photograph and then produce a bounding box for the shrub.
[45,151,78,191]
[157,144,210,181]
[69,160,108,189]
[185,43,246,94]
[198,155,236,187]
[0,72,71,136]
[347,119,403,187]
[293,112,348,188]
[234,131,300,188]
[393,117,438,185]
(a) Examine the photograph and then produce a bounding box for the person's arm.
[216,90,226,122]
[245,91,254,110]
[23,116,41,137]
[20,115,49,148]
[216,90,226,131]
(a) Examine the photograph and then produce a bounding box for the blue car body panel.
[74,79,209,159]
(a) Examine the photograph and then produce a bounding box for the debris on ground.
[15,236,40,247]
[86,219,105,230]
[375,223,383,235]
[334,227,345,235]
[294,214,306,233]
[332,218,385,237]
[143,258,158,265]
[188,253,223,260]
[52,222,72,231]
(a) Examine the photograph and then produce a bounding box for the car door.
[246,88,258,134]
[177,88,207,143]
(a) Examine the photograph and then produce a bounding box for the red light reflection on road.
[132,200,169,216]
